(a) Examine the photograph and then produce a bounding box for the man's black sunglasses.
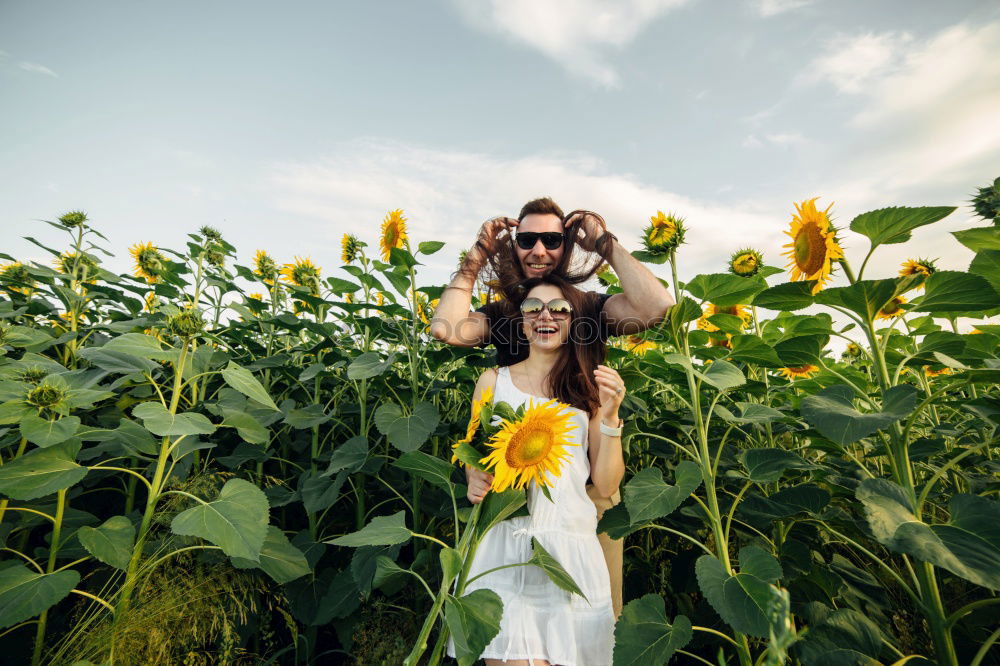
[515,232,564,251]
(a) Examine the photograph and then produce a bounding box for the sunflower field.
[0,179,999,666]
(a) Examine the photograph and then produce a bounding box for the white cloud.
[742,132,806,148]
[805,30,912,94]
[450,0,690,87]
[267,138,786,285]
[752,0,816,17]
[18,61,58,77]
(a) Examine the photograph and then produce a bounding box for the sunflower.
[779,364,820,380]
[971,176,1000,222]
[248,292,265,302]
[451,386,495,463]
[129,242,167,284]
[253,250,279,285]
[380,209,408,261]
[782,198,843,294]
[54,251,100,283]
[898,258,937,290]
[376,292,385,306]
[344,293,354,304]
[143,291,160,313]
[923,365,952,378]
[697,303,752,332]
[627,335,658,356]
[970,328,984,335]
[57,211,87,228]
[844,342,863,358]
[643,210,686,254]
[480,398,578,492]
[875,295,907,320]
[0,262,35,294]
[729,248,763,277]
[596,263,617,287]
[342,234,361,264]
[281,257,321,292]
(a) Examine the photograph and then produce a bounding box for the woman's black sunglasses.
[515,231,564,251]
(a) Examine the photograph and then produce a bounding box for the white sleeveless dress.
[452,366,615,665]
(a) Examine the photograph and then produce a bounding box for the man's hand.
[468,216,518,268]
[564,210,609,253]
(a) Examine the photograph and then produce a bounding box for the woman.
[452,275,626,666]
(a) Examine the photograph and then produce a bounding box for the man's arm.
[601,239,674,335]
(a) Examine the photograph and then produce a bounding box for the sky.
[2,0,999,304]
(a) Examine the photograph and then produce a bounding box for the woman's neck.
[522,347,559,383]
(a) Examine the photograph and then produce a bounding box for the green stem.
[31,488,67,666]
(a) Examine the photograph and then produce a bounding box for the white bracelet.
[599,419,623,437]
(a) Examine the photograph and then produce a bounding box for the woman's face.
[521,284,572,352]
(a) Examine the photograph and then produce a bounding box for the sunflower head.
[971,176,1000,223]
[166,308,205,338]
[844,342,863,358]
[643,210,686,254]
[480,398,578,492]
[627,335,657,356]
[25,380,69,414]
[697,303,751,332]
[344,292,354,304]
[129,242,167,284]
[199,225,223,242]
[0,262,35,294]
[451,386,495,464]
[876,295,907,320]
[380,209,409,262]
[253,250,279,284]
[54,251,100,283]
[898,258,937,290]
[779,364,819,380]
[923,365,952,378]
[341,234,362,264]
[248,292,265,302]
[281,257,322,292]
[58,210,88,229]
[782,198,844,294]
[205,247,226,268]
[729,248,764,277]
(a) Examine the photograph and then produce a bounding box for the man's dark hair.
[463,197,605,304]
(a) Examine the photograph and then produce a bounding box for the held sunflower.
[480,398,578,492]
[129,242,167,284]
[781,198,843,294]
[380,209,409,262]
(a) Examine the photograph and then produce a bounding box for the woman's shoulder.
[474,367,499,392]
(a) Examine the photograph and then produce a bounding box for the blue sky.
[2,0,999,292]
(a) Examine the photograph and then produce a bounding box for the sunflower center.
[506,427,553,467]
[734,255,756,272]
[793,223,827,275]
[882,298,903,316]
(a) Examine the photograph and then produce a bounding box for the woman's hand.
[468,216,518,268]
[593,364,625,425]
[465,465,494,504]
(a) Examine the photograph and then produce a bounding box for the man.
[430,197,674,617]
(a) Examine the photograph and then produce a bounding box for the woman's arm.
[465,368,498,504]
[588,365,626,498]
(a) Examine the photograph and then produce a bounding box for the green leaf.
[391,451,454,492]
[801,384,918,445]
[418,241,446,255]
[752,281,816,311]
[911,271,1000,313]
[374,401,439,452]
[728,335,783,367]
[850,206,955,248]
[696,546,783,637]
[732,402,788,424]
[814,279,897,320]
[0,564,80,630]
[702,359,745,390]
[328,511,412,548]
[77,347,158,374]
[856,479,1000,589]
[686,273,767,307]
[221,408,269,444]
[283,403,331,429]
[19,414,80,447]
[476,489,527,539]
[221,362,278,410]
[796,608,883,665]
[231,525,310,583]
[78,516,135,570]
[741,448,819,483]
[132,402,216,437]
[0,440,87,501]
[346,352,395,380]
[324,276,361,294]
[631,249,670,264]
[669,297,703,324]
[444,589,504,666]
[952,226,1000,252]
[326,436,368,474]
[101,332,178,362]
[529,537,586,599]
[613,594,693,666]
[969,250,1000,295]
[773,335,825,366]
[112,418,158,456]
[440,547,462,586]
[623,462,702,525]
[170,478,270,562]
[299,469,347,514]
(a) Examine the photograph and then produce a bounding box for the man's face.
[515,213,564,278]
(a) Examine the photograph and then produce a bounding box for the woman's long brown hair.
[515,275,606,415]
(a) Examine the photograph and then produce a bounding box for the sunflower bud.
[19,366,49,384]
[728,248,763,277]
[642,211,686,255]
[971,176,1000,223]
[205,247,226,268]
[58,210,88,228]
[167,309,205,338]
[199,225,223,242]
[253,250,279,284]
[26,382,68,409]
